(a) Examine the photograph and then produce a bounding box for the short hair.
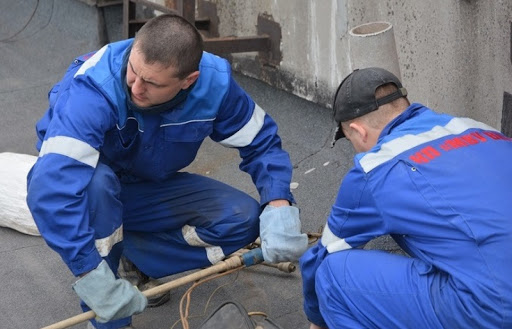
[133,14,204,79]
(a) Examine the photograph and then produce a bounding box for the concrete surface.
[0,1,398,328]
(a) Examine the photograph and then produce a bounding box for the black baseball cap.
[331,67,408,145]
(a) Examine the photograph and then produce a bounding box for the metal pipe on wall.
[348,21,402,80]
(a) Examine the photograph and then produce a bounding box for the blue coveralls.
[300,104,512,328]
[26,39,294,328]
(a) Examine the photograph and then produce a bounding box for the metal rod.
[203,35,270,54]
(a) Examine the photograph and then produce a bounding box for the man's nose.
[131,78,145,94]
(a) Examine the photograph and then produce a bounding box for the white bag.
[0,152,40,236]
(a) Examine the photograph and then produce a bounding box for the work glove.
[72,260,147,323]
[259,205,308,263]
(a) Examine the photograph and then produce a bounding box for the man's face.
[126,47,197,108]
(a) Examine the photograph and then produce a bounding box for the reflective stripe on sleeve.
[95,225,123,257]
[321,222,352,253]
[39,136,99,168]
[219,104,266,147]
[74,45,108,77]
[205,246,225,264]
[182,225,225,264]
[359,117,497,173]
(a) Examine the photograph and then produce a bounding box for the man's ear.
[181,71,199,89]
[349,121,368,142]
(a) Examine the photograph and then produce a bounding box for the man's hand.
[259,202,308,263]
[268,199,291,207]
[310,323,328,329]
[72,260,147,322]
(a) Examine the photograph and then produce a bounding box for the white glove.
[259,205,308,263]
[72,260,147,322]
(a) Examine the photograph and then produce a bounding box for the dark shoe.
[118,256,170,308]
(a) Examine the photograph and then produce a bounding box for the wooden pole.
[41,256,244,329]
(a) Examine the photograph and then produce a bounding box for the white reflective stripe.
[321,222,352,253]
[219,104,266,147]
[117,117,144,132]
[160,118,215,127]
[359,117,497,173]
[39,136,99,168]
[95,225,123,257]
[182,225,225,264]
[205,246,225,264]
[74,45,108,77]
[182,225,211,247]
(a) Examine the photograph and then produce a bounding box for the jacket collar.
[378,103,426,141]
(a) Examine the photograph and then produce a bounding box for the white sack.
[0,152,40,236]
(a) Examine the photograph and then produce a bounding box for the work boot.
[118,256,170,308]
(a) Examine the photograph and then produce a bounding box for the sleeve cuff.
[67,249,103,276]
[260,187,295,206]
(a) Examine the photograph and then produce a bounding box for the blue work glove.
[72,260,147,323]
[259,205,308,263]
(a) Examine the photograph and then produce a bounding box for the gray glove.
[259,205,308,263]
[72,260,147,323]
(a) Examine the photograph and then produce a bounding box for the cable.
[0,0,39,42]
[178,267,244,329]
[1,0,54,43]
[168,241,312,329]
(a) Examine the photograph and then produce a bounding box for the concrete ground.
[0,1,399,328]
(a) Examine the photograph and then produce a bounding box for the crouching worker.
[300,67,512,328]
[26,14,308,329]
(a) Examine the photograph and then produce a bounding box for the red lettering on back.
[446,137,467,149]
[409,152,430,164]
[470,132,487,142]
[483,131,502,140]
[461,135,478,145]
[409,146,441,164]
[422,145,441,159]
[409,130,506,166]
[483,131,512,141]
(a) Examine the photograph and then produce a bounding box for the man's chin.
[131,97,150,108]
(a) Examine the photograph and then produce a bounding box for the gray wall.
[206,0,512,130]
[95,0,512,131]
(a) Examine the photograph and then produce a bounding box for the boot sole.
[147,291,171,308]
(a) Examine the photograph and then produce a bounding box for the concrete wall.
[202,0,512,131]
[92,0,512,131]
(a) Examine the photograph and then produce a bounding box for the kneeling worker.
[300,67,512,328]
[27,14,307,329]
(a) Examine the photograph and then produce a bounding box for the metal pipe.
[348,21,402,79]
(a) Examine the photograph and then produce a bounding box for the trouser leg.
[82,163,130,329]
[315,249,444,329]
[121,172,260,278]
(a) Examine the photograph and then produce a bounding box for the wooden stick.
[41,256,244,329]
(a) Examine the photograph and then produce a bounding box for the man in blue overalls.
[300,67,512,328]
[26,14,307,329]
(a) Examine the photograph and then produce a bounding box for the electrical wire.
[175,267,244,329]
[168,236,320,329]
[1,0,54,43]
[0,0,39,42]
